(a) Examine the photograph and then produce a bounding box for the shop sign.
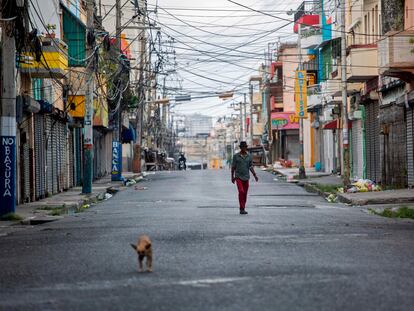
[0,136,16,214]
[111,141,122,181]
[295,70,308,118]
[271,112,300,130]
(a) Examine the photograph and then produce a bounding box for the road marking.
[223,233,370,243]
[176,277,250,287]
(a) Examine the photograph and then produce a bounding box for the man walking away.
[231,141,258,215]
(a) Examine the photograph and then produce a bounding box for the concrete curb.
[335,194,354,205]
[300,183,329,198]
[336,193,414,206]
[4,173,144,228]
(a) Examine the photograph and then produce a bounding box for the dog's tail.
[130,243,137,250]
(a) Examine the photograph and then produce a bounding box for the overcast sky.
[144,0,302,118]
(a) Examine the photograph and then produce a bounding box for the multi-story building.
[378,0,414,187]
[184,114,213,137]
[4,0,116,208]
[269,43,301,165]
[16,1,72,203]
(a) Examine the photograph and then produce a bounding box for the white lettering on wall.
[2,138,14,197]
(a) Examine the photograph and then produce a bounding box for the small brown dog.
[130,235,153,272]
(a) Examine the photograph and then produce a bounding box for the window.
[62,6,86,67]
[365,15,368,44]
[32,79,42,100]
[372,8,375,42]
[379,14,382,35]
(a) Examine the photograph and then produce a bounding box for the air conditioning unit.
[350,93,361,111]
[322,109,333,121]
[351,110,363,120]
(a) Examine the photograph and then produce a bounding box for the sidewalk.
[0,172,142,233]
[271,164,333,181]
[271,166,414,206]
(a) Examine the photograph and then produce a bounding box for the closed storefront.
[93,129,112,180]
[68,128,75,188]
[72,127,83,186]
[43,115,69,196]
[379,104,406,187]
[364,100,380,182]
[351,118,364,179]
[34,114,46,200]
[45,116,55,195]
[284,131,300,165]
[19,126,32,204]
[406,107,414,186]
[55,119,68,192]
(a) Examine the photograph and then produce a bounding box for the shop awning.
[323,119,339,130]
[121,124,136,143]
[323,119,352,130]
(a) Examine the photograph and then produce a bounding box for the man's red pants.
[236,178,249,210]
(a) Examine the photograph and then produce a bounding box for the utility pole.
[161,75,167,151]
[341,0,350,186]
[297,20,307,179]
[243,93,247,142]
[249,84,254,145]
[239,102,243,141]
[132,10,146,173]
[0,0,18,215]
[111,0,123,181]
[82,0,95,193]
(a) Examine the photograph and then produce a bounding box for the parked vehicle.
[247,146,266,166]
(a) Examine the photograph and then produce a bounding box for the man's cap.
[239,141,248,147]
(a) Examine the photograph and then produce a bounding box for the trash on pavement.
[135,186,148,191]
[326,193,337,203]
[124,179,137,187]
[142,172,155,177]
[104,193,113,200]
[279,159,293,168]
[346,179,382,193]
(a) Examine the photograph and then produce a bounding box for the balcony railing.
[19,37,68,78]
[346,44,378,82]
[294,1,321,22]
[269,81,283,103]
[378,31,414,79]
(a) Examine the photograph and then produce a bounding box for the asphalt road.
[1,170,414,311]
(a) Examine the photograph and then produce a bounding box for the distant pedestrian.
[231,141,258,215]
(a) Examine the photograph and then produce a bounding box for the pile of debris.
[338,179,382,194]
[122,175,144,187]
